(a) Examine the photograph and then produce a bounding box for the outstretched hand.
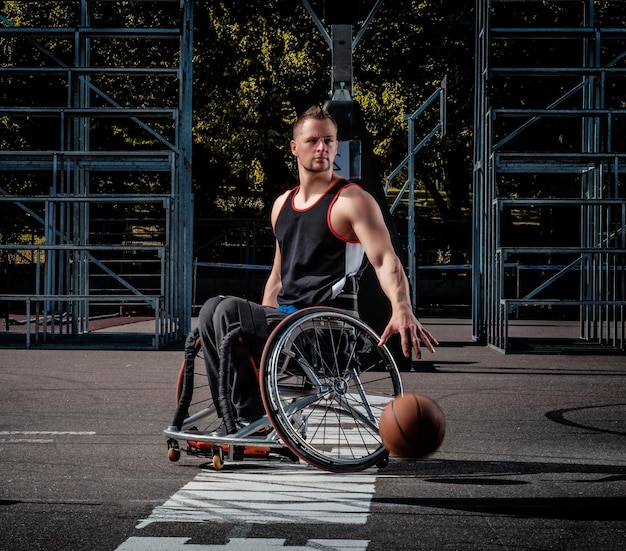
[378,309,438,359]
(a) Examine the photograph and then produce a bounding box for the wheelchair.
[164,306,403,473]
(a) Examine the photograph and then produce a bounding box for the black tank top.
[274,179,365,308]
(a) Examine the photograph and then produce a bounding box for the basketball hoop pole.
[300,0,384,101]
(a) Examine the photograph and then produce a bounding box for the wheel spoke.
[261,308,403,472]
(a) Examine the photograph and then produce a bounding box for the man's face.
[291,118,338,174]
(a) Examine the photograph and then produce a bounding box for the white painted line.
[136,463,376,528]
[0,431,96,435]
[0,439,54,444]
[116,537,369,551]
[0,431,95,444]
[124,393,388,549]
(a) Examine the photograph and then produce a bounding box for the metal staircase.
[0,0,193,348]
[473,0,625,352]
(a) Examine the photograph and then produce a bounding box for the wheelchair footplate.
[164,420,299,470]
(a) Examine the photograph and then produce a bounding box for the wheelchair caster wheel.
[376,454,389,469]
[167,439,181,462]
[212,445,224,470]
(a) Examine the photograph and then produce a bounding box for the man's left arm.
[338,187,438,358]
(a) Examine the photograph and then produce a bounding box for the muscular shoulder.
[331,183,383,241]
[335,183,380,220]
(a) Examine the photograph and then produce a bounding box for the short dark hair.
[293,106,337,139]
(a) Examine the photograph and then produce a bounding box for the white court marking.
[0,439,54,443]
[0,431,96,443]
[125,394,390,548]
[0,431,96,435]
[137,463,376,528]
[116,537,370,551]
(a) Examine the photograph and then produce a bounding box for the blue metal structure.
[385,80,447,309]
[0,0,193,348]
[473,0,626,352]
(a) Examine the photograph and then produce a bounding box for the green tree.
[189,0,475,223]
[1,0,476,224]
[191,1,328,217]
[353,0,474,223]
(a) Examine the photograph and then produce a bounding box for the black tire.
[260,307,403,472]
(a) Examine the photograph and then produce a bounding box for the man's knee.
[202,296,250,339]
[213,296,247,325]
[198,295,226,328]
[199,295,268,344]
[199,295,246,329]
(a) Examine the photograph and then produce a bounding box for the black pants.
[197,296,286,422]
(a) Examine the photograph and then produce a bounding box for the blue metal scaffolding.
[473,0,626,352]
[0,0,193,348]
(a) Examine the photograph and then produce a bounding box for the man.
[198,106,437,435]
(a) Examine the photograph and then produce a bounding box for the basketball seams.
[391,400,412,445]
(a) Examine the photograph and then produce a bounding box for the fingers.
[378,326,411,358]
[417,327,438,354]
[377,326,391,349]
[408,332,419,359]
[378,322,438,359]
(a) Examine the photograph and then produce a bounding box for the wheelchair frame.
[164,307,403,473]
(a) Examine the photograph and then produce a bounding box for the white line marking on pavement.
[0,431,96,435]
[136,463,376,528]
[0,439,54,444]
[0,431,95,444]
[116,537,370,550]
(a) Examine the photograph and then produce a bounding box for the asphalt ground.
[0,317,624,550]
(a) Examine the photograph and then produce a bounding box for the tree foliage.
[1,0,475,224]
[190,0,475,221]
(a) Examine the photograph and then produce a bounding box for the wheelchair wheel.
[260,307,403,472]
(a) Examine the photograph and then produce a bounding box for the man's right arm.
[262,192,290,308]
[262,244,282,307]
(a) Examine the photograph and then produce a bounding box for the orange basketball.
[379,393,445,459]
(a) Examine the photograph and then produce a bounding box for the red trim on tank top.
[272,186,298,235]
[290,178,345,212]
[328,182,361,244]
